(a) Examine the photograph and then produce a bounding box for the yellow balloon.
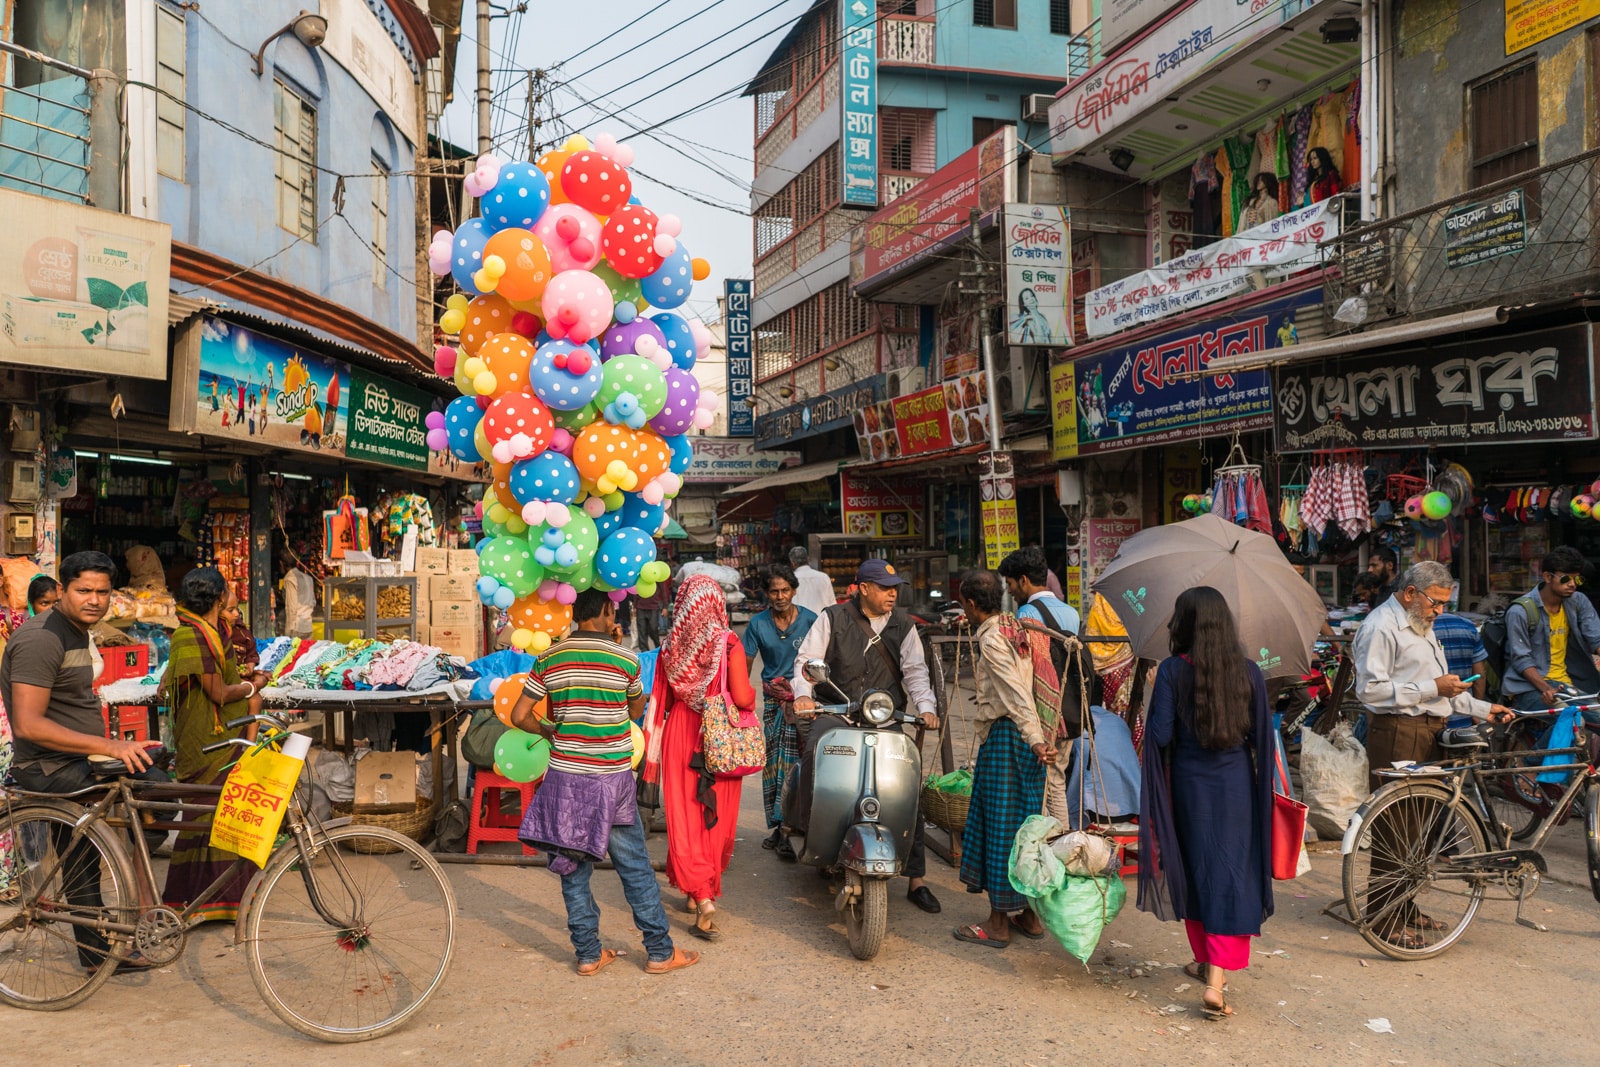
[530,630,553,653]
[562,134,590,153]
[473,419,494,463]
[630,722,645,770]
[510,627,534,650]
[440,308,466,335]
[446,293,471,312]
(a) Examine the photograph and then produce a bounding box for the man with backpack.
[1502,547,1600,709]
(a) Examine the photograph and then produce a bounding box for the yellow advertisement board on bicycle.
[210,746,303,867]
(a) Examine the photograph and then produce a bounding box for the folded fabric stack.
[258,636,475,692]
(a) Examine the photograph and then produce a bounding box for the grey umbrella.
[1089,513,1327,678]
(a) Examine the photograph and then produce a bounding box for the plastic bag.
[1050,830,1120,877]
[1009,813,1126,965]
[1300,720,1369,839]
[1008,814,1065,896]
[923,768,973,797]
[210,746,304,867]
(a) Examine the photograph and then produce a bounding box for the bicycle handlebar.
[226,712,292,731]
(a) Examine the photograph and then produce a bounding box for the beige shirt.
[1352,595,1494,720]
[973,614,1045,748]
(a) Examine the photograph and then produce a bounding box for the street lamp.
[252,11,330,76]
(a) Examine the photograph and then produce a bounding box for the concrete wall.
[155,3,419,339]
[1390,0,1593,213]
[935,0,1070,80]
[879,69,1059,160]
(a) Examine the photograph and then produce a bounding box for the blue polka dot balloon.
[668,433,694,476]
[596,528,658,589]
[450,217,493,294]
[445,395,484,462]
[640,244,693,309]
[620,491,665,535]
[481,162,551,233]
[508,451,581,506]
[650,311,697,371]
[593,503,627,541]
[529,339,605,411]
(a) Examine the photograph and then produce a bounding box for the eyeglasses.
[1409,588,1447,609]
[1550,573,1584,587]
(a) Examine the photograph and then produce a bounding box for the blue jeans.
[1510,690,1555,712]
[557,809,674,965]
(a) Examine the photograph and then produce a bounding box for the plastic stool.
[467,769,539,856]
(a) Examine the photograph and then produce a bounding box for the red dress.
[663,632,757,902]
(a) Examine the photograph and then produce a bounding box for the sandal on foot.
[1202,990,1234,1019]
[576,948,619,976]
[1411,913,1448,932]
[1183,960,1206,980]
[691,902,720,941]
[644,947,701,974]
[1011,913,1046,940]
[952,924,1009,948]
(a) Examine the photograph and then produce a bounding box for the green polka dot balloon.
[479,534,543,598]
[591,260,643,308]
[531,509,599,578]
[599,354,667,421]
[550,401,601,434]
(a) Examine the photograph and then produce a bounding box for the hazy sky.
[439,1,818,328]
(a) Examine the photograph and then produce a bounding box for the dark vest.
[822,600,912,708]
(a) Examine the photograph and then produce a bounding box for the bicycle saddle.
[1437,725,1490,749]
[88,746,173,778]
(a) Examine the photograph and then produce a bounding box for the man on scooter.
[789,558,943,914]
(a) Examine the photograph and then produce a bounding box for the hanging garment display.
[1298,455,1371,538]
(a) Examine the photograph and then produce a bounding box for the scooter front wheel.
[844,873,887,961]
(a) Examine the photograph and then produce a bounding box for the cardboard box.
[429,625,479,659]
[354,751,417,813]
[414,621,430,645]
[416,547,450,574]
[430,574,476,600]
[431,600,478,627]
[448,549,480,575]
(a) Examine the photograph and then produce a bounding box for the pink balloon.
[549,427,575,454]
[538,578,560,600]
[533,204,603,272]
[425,428,449,451]
[425,410,447,430]
[583,496,606,518]
[434,344,458,377]
[555,583,577,606]
[608,589,628,603]
[641,481,665,506]
[648,365,700,436]
[540,269,614,345]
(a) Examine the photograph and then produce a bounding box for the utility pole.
[476,0,491,154]
[961,208,1003,448]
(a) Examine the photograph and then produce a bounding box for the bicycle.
[1338,709,1600,961]
[0,713,456,1042]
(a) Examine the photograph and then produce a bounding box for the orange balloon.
[480,333,538,397]
[631,428,673,481]
[460,293,515,356]
[573,423,641,486]
[482,228,553,304]
[536,149,573,205]
[490,460,519,511]
[494,673,543,727]
[509,594,573,638]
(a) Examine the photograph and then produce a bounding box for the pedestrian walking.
[655,575,757,940]
[1351,562,1512,949]
[788,545,837,616]
[1137,586,1274,1019]
[742,563,816,860]
[509,588,698,976]
[952,571,1052,948]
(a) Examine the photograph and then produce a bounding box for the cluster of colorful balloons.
[424,134,719,653]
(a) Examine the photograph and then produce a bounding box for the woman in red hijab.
[654,575,757,940]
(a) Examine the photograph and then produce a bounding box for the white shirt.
[790,605,937,717]
[1352,596,1494,720]
[792,564,837,616]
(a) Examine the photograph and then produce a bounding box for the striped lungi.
[960,718,1047,914]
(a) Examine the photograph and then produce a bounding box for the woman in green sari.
[160,568,268,921]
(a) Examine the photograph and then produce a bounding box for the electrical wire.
[560,0,735,86]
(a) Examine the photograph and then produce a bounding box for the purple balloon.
[649,365,701,436]
[599,318,667,362]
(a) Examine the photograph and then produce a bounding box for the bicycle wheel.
[1490,717,1548,842]
[1341,781,1489,961]
[243,826,455,1043]
[1585,781,1600,905]
[0,800,137,1010]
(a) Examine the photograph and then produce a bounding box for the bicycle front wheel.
[0,800,137,1010]
[243,826,455,1043]
[1342,781,1489,961]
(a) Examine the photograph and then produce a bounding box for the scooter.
[781,659,922,961]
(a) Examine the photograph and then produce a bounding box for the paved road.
[9,652,1599,1065]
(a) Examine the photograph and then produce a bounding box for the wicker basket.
[920,784,970,834]
[332,797,433,853]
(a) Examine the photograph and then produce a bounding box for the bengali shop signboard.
[1273,325,1598,451]
[1085,518,1141,571]
[1084,198,1338,338]
[851,126,1016,290]
[840,0,879,206]
[1505,0,1600,52]
[1003,203,1074,346]
[1055,288,1320,456]
[345,368,430,471]
[1443,190,1527,268]
[841,469,920,537]
[854,372,993,461]
[1051,359,1079,460]
[684,438,801,483]
[724,279,754,436]
[979,452,1020,569]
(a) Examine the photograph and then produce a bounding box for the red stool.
[467,769,539,856]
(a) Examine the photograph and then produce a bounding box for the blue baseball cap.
[856,559,906,587]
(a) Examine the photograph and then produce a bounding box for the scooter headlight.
[861,690,895,725]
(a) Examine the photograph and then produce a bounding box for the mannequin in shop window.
[1305,148,1341,206]
[1238,173,1281,232]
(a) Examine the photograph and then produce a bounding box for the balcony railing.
[880,169,932,202]
[0,39,101,205]
[1322,150,1600,330]
[1066,19,1101,81]
[755,59,835,176]
[880,14,935,65]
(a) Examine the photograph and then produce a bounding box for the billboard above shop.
[685,437,801,483]
[1003,204,1074,347]
[0,189,171,379]
[755,376,880,448]
[1052,287,1319,458]
[854,372,992,463]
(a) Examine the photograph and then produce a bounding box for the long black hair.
[1167,586,1252,750]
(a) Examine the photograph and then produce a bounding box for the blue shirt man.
[1432,613,1487,701]
[998,547,1080,634]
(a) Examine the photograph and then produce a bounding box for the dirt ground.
[9,659,1600,1066]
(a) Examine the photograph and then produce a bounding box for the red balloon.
[600,204,664,279]
[561,151,633,217]
[482,391,554,454]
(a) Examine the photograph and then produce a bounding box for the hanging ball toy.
[1420,491,1453,520]
[1404,495,1426,520]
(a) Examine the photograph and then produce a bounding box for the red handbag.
[1271,745,1308,881]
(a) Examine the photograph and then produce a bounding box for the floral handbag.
[701,650,764,778]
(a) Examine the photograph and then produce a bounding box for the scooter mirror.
[802,659,831,684]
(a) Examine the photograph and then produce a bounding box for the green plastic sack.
[1009,813,1126,965]
[923,768,973,797]
[461,708,509,769]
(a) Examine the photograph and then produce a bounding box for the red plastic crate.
[103,705,151,743]
[95,645,150,689]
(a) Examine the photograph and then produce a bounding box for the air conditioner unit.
[996,346,1047,415]
[1022,93,1054,124]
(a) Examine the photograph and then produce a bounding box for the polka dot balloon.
[598,354,667,427]
[532,204,602,273]
[479,534,543,597]
[482,391,555,460]
[640,244,693,309]
[528,339,604,411]
[596,528,657,589]
[550,401,601,434]
[509,451,581,506]
[450,217,493,295]
[445,395,485,462]
[649,310,697,370]
[540,268,614,345]
[619,491,665,536]
[649,365,700,436]
[509,594,572,645]
[560,150,633,216]
[481,162,551,232]
[459,294,515,356]
[479,333,538,398]
[573,422,642,490]
[600,204,664,279]
[599,317,666,362]
[480,228,552,304]
[532,510,599,576]
[667,431,695,476]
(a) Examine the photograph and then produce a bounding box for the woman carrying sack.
[652,575,757,941]
[1137,586,1274,1020]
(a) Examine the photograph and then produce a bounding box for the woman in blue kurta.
[1137,586,1273,1020]
[740,564,816,859]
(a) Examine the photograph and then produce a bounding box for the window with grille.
[972,117,1016,147]
[974,0,1016,28]
[274,81,317,241]
[371,158,388,289]
[155,5,186,180]
[1050,0,1072,34]
[880,108,936,172]
[1469,63,1539,218]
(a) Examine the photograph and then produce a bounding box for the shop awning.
[1200,305,1510,376]
[660,518,688,540]
[722,459,842,496]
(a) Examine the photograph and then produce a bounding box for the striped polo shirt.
[522,632,642,775]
